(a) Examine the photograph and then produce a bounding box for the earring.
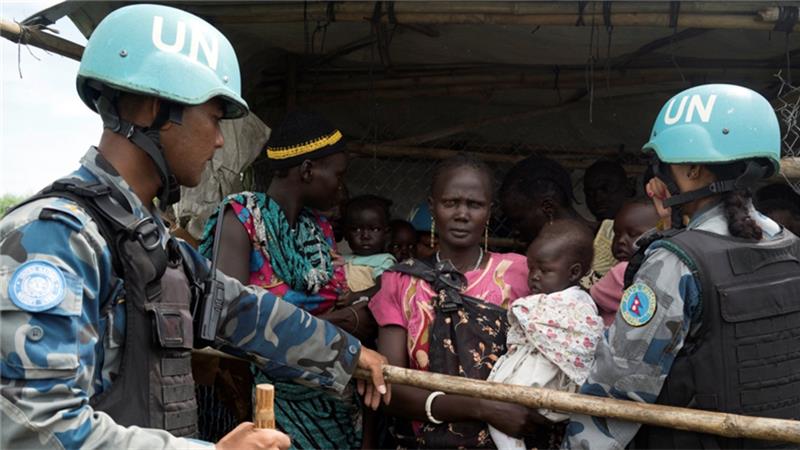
[484,218,490,253]
[430,218,436,248]
[547,212,554,225]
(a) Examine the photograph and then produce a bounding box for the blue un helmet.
[642,84,781,226]
[76,4,249,205]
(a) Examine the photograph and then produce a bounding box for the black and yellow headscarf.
[265,111,346,169]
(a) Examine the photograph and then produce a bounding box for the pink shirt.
[589,261,629,327]
[369,252,529,370]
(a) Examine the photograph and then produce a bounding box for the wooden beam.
[0,18,83,61]
[347,142,647,174]
[208,8,800,31]
[349,144,800,181]
[383,91,587,146]
[353,365,800,444]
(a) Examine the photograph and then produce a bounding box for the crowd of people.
[2,4,799,450]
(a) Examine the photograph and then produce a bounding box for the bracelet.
[425,391,445,424]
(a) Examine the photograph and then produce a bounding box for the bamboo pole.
[254,384,276,429]
[347,142,648,174]
[383,93,586,146]
[210,10,800,31]
[349,143,800,180]
[353,365,800,444]
[189,2,779,19]
[0,18,83,61]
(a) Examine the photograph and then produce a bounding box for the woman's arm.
[377,325,546,437]
[216,208,251,285]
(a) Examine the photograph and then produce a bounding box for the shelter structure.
[4,1,800,242]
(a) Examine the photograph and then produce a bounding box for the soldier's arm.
[180,242,359,392]
[563,248,701,450]
[0,202,210,449]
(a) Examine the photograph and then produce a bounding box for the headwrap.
[266,111,346,170]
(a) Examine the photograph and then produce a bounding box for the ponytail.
[722,190,762,240]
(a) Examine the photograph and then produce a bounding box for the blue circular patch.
[620,283,657,327]
[8,260,66,312]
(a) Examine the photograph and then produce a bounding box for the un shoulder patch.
[620,282,657,327]
[8,260,66,312]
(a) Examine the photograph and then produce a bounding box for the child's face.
[612,203,659,261]
[416,233,437,260]
[584,168,628,221]
[345,208,389,256]
[390,227,418,261]
[526,238,580,295]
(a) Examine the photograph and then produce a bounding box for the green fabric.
[344,253,397,279]
[254,370,361,450]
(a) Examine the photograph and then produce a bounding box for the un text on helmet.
[151,16,219,70]
[664,94,718,125]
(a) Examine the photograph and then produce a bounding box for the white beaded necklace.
[435,247,484,272]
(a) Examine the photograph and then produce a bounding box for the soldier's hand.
[646,177,673,228]
[356,347,391,410]
[217,422,291,450]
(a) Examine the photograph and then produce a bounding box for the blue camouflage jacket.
[0,147,360,449]
[563,202,782,450]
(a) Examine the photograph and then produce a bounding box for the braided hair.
[709,162,763,240]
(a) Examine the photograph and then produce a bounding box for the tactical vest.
[13,178,204,437]
[632,229,800,449]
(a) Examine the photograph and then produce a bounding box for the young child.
[343,195,397,293]
[388,219,418,262]
[487,219,603,450]
[591,198,660,326]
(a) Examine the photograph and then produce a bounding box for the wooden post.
[353,365,800,444]
[0,19,84,61]
[254,384,275,429]
[191,349,800,442]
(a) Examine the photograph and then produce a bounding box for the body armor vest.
[14,179,203,437]
[633,229,800,449]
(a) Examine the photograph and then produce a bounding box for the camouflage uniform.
[563,202,781,450]
[0,147,360,449]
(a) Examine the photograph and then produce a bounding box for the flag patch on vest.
[8,260,67,312]
[620,283,657,327]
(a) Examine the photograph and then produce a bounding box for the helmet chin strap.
[651,159,767,229]
[93,86,184,208]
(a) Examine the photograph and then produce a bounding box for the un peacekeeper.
[563,84,800,449]
[0,4,390,449]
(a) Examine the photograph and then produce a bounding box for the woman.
[199,111,364,449]
[564,84,800,449]
[370,154,546,448]
[499,156,611,287]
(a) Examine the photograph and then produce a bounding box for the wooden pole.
[190,2,777,19]
[0,19,83,61]
[254,384,275,429]
[348,142,647,174]
[353,365,800,444]
[209,9,799,31]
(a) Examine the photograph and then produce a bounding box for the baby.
[388,219,418,262]
[591,198,660,326]
[342,195,397,293]
[488,219,603,450]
